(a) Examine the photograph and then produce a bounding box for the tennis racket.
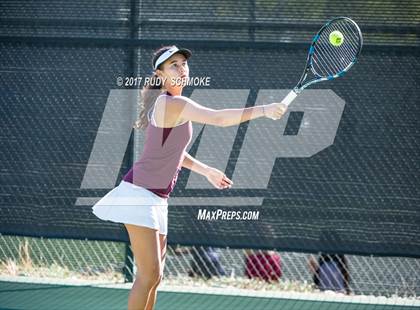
[281,17,363,106]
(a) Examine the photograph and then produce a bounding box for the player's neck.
[164,87,182,96]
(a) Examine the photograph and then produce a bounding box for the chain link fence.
[1,235,419,299]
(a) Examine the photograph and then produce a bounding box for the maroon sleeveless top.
[122,92,193,198]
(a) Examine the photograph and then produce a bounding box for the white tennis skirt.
[92,180,169,235]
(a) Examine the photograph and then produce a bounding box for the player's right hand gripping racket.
[281,17,363,106]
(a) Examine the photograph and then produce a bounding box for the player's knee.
[138,265,162,289]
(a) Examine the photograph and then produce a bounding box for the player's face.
[158,53,189,87]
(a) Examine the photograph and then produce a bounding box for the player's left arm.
[182,152,233,189]
[182,152,210,176]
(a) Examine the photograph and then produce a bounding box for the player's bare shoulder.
[154,94,190,127]
[156,94,189,108]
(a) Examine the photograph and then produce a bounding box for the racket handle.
[281,90,298,107]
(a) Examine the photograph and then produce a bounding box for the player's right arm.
[165,95,287,127]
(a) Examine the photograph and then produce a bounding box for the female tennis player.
[92,45,287,310]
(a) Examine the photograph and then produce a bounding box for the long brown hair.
[133,46,174,130]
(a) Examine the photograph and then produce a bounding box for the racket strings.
[315,22,359,75]
[316,30,355,75]
[331,22,360,61]
[321,22,359,65]
[312,19,361,77]
[313,38,345,75]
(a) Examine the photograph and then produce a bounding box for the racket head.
[296,17,363,92]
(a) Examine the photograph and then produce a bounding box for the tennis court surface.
[1,279,419,310]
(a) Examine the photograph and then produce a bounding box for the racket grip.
[281,90,298,107]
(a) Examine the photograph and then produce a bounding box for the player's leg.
[145,233,167,310]
[125,224,162,310]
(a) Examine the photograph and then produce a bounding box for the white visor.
[153,46,192,70]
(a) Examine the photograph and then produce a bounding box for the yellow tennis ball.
[329,30,344,46]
